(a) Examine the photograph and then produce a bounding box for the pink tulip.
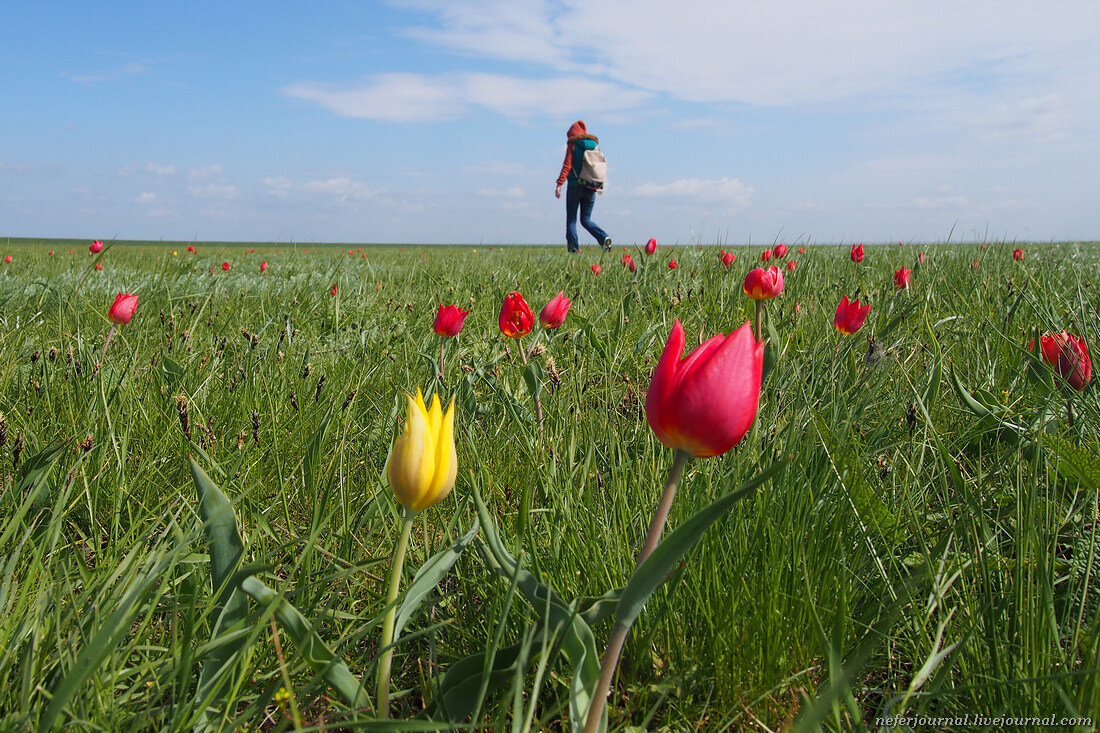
[90,240,104,254]
[761,249,772,262]
[260,261,268,272]
[539,291,572,329]
[108,293,139,324]
[918,252,926,264]
[644,238,657,255]
[742,266,784,300]
[433,304,470,337]
[773,243,788,258]
[645,320,763,457]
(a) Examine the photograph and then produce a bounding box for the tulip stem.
[94,323,117,377]
[1067,397,1075,429]
[376,511,415,719]
[518,344,545,436]
[754,301,764,343]
[584,449,691,733]
[439,339,446,386]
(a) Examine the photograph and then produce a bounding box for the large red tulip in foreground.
[108,293,139,324]
[834,295,871,335]
[645,319,763,458]
[498,292,533,338]
[433,304,470,337]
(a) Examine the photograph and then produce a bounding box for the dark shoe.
[602,237,612,251]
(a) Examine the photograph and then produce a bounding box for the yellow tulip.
[387,390,456,512]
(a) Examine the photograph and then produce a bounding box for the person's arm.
[555,143,573,197]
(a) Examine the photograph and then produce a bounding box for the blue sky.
[3,1,1099,245]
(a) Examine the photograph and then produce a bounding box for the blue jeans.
[565,185,608,252]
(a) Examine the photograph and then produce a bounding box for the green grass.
[0,237,1098,731]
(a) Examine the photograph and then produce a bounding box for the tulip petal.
[387,394,436,511]
[421,398,458,511]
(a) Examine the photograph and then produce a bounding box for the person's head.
[568,120,587,138]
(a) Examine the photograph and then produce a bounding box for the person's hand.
[555,184,562,199]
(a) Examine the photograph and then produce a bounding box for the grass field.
[0,236,1098,731]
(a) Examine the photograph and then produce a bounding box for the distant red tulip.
[222,261,230,271]
[721,251,736,268]
[249,249,255,254]
[743,266,784,300]
[1035,332,1092,390]
[620,253,633,266]
[834,295,872,335]
[90,240,104,254]
[591,263,602,275]
[48,251,54,256]
[850,243,864,263]
[761,249,772,262]
[918,252,926,264]
[70,249,75,254]
[108,292,139,324]
[434,304,470,337]
[539,291,572,329]
[187,245,196,253]
[645,319,763,458]
[499,292,534,338]
[797,247,805,254]
[785,259,797,272]
[971,259,980,270]
[645,238,657,255]
[330,284,338,296]
[260,261,268,272]
[1012,248,1024,261]
[628,258,637,272]
[668,260,678,270]
[3,255,10,264]
[894,267,911,289]
[773,243,788,258]
[94,263,103,270]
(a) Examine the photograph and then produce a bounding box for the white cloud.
[187,164,223,180]
[477,186,525,198]
[262,176,293,198]
[285,72,650,122]
[631,177,753,207]
[302,177,376,203]
[134,192,157,204]
[146,163,176,176]
[187,183,239,200]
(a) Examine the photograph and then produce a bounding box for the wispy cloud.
[285,72,650,122]
[146,163,176,176]
[187,183,239,200]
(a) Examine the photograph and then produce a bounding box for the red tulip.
[628,258,637,272]
[539,291,572,329]
[797,247,805,254]
[645,319,763,458]
[761,249,772,262]
[70,249,75,254]
[1012,248,1024,261]
[433,304,470,337]
[773,243,787,258]
[108,292,139,324]
[850,243,864,263]
[893,266,911,289]
[222,261,230,271]
[1036,332,1092,390]
[834,295,871,335]
[621,253,632,266]
[188,245,196,253]
[918,252,926,264]
[330,284,338,296]
[3,255,11,264]
[94,263,103,270]
[742,266,784,300]
[260,261,268,272]
[499,292,534,338]
[971,259,980,270]
[721,251,736,269]
[591,263,602,275]
[645,238,657,255]
[668,260,678,270]
[90,240,104,254]
[785,259,797,272]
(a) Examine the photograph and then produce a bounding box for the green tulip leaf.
[1040,433,1100,492]
[394,520,479,641]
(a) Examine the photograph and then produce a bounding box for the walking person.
[555,120,611,253]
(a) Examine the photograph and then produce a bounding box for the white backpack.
[578,146,607,189]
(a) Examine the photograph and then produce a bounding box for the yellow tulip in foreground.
[387,390,457,512]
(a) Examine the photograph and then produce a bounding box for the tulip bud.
[773,244,787,258]
[785,259,797,272]
[222,261,231,271]
[742,266,784,300]
[260,261,268,272]
[850,243,864,263]
[387,390,457,512]
[644,238,657,255]
[108,293,139,324]
[433,304,470,337]
[761,249,772,262]
[90,240,104,254]
[1036,332,1092,390]
[1012,248,1024,261]
[645,320,763,457]
[668,260,678,270]
[539,291,572,329]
